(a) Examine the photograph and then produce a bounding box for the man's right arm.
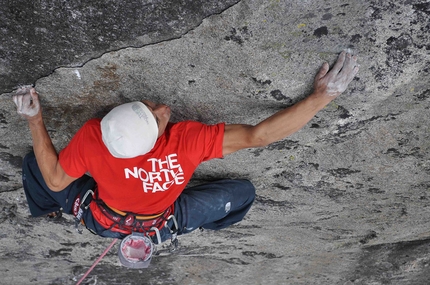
[222,52,359,156]
[14,88,77,191]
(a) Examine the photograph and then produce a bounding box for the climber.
[13,51,358,246]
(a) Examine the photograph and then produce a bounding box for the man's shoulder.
[167,121,225,141]
[166,121,212,135]
[84,118,102,126]
[166,120,197,131]
[170,120,222,129]
[78,118,102,132]
[68,118,102,142]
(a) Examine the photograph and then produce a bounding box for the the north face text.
[124,153,185,193]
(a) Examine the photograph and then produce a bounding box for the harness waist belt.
[89,199,174,236]
[105,203,165,220]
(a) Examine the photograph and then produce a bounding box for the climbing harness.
[75,216,180,285]
[75,215,180,284]
[118,214,179,268]
[94,198,174,235]
[73,187,181,283]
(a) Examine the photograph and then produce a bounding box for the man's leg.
[22,151,95,216]
[23,151,144,239]
[173,179,255,235]
[22,151,117,238]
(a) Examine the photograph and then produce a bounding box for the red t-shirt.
[59,119,225,214]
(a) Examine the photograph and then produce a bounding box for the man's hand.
[313,51,359,98]
[223,51,359,156]
[13,87,41,119]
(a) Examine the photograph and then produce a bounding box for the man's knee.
[23,150,34,161]
[22,151,36,171]
[233,179,256,206]
[237,179,255,195]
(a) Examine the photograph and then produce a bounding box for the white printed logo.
[124,153,185,193]
[225,202,231,213]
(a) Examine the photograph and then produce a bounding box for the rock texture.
[1,0,429,284]
[0,0,240,93]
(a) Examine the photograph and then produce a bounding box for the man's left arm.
[13,87,77,191]
[223,51,359,156]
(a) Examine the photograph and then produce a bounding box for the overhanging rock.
[0,0,240,93]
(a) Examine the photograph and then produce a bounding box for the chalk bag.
[118,232,154,269]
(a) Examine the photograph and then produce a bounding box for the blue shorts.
[22,152,255,243]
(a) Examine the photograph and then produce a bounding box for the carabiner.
[148,227,162,245]
[164,215,179,251]
[164,215,178,234]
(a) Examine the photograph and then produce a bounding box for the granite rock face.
[1,0,429,284]
[0,0,240,93]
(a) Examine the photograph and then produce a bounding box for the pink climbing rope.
[76,238,118,285]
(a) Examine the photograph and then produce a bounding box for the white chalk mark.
[74,70,81,79]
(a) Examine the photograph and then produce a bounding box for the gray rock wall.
[0,0,429,284]
[0,0,240,93]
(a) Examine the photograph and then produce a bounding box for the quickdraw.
[74,189,94,234]
[164,215,179,252]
